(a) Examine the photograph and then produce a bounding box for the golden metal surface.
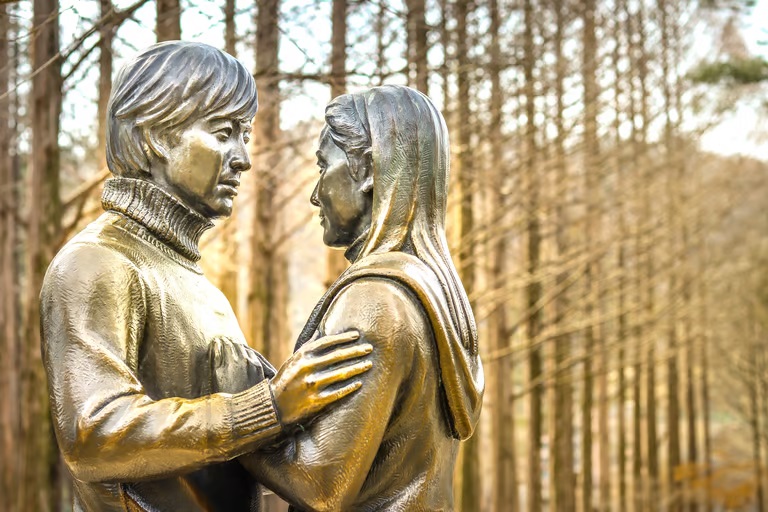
[231,85,484,511]
[40,42,371,512]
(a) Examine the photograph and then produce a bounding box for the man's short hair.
[106,41,258,177]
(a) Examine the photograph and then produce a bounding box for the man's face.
[153,114,252,219]
[310,128,372,248]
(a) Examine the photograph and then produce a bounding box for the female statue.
[229,85,484,511]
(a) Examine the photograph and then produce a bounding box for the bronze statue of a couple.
[40,41,483,512]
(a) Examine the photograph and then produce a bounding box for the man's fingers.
[304,330,360,353]
[311,343,372,367]
[318,381,363,402]
[308,361,373,389]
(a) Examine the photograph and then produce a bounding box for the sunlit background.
[1,0,767,511]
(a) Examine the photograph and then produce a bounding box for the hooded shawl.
[296,85,483,440]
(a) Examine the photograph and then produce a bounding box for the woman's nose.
[310,181,320,207]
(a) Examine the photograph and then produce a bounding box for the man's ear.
[142,127,170,165]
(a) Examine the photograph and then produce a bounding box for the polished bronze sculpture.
[216,85,485,511]
[39,42,372,512]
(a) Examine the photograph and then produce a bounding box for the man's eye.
[243,135,251,144]
[215,128,232,141]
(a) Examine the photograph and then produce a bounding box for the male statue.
[40,41,371,512]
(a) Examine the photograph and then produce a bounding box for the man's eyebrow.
[207,117,234,127]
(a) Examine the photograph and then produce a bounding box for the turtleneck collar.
[101,177,214,262]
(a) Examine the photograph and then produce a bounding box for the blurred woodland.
[1,0,768,511]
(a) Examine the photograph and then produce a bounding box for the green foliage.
[688,57,768,84]
[699,0,757,10]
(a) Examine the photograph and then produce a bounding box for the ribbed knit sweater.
[41,177,278,511]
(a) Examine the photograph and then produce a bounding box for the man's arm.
[41,243,282,483]
[240,278,424,512]
[41,244,371,484]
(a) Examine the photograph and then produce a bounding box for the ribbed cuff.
[228,380,281,444]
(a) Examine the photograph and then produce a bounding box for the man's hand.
[270,331,372,426]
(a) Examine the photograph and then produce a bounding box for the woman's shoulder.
[321,277,430,352]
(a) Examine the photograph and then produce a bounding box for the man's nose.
[310,181,320,207]
[230,143,251,172]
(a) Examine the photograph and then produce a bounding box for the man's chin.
[205,198,234,219]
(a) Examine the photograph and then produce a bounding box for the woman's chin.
[322,232,349,249]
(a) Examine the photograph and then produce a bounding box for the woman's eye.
[243,135,250,144]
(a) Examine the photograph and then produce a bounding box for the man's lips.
[218,179,240,196]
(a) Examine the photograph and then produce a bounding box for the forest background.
[1,0,768,511]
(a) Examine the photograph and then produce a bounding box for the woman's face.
[310,128,372,248]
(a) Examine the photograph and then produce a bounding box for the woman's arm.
[240,278,427,512]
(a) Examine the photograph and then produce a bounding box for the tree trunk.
[24,0,63,510]
[252,3,289,511]
[634,2,659,508]
[552,0,575,509]
[582,0,599,509]
[659,2,682,509]
[455,2,480,510]
[406,0,428,94]
[156,0,181,42]
[439,0,450,126]
[751,341,766,512]
[522,0,542,510]
[324,0,349,289]
[218,0,240,313]
[98,0,114,171]
[0,6,20,510]
[250,0,289,366]
[696,190,712,512]
[488,0,518,510]
[612,2,628,509]
[224,0,236,55]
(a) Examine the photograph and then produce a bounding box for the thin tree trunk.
[697,198,713,512]
[659,2,682,509]
[522,0,543,509]
[582,0,599,509]
[224,0,236,55]
[219,0,239,313]
[552,0,575,508]
[489,0,518,509]
[625,4,645,510]
[98,0,114,171]
[249,0,288,364]
[0,7,20,510]
[439,0,450,126]
[751,341,766,512]
[612,2,629,509]
[406,0,428,94]
[634,2,659,508]
[455,1,480,510]
[24,0,63,510]
[252,3,289,511]
[156,0,181,42]
[324,0,348,289]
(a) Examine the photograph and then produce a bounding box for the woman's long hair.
[325,85,478,355]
